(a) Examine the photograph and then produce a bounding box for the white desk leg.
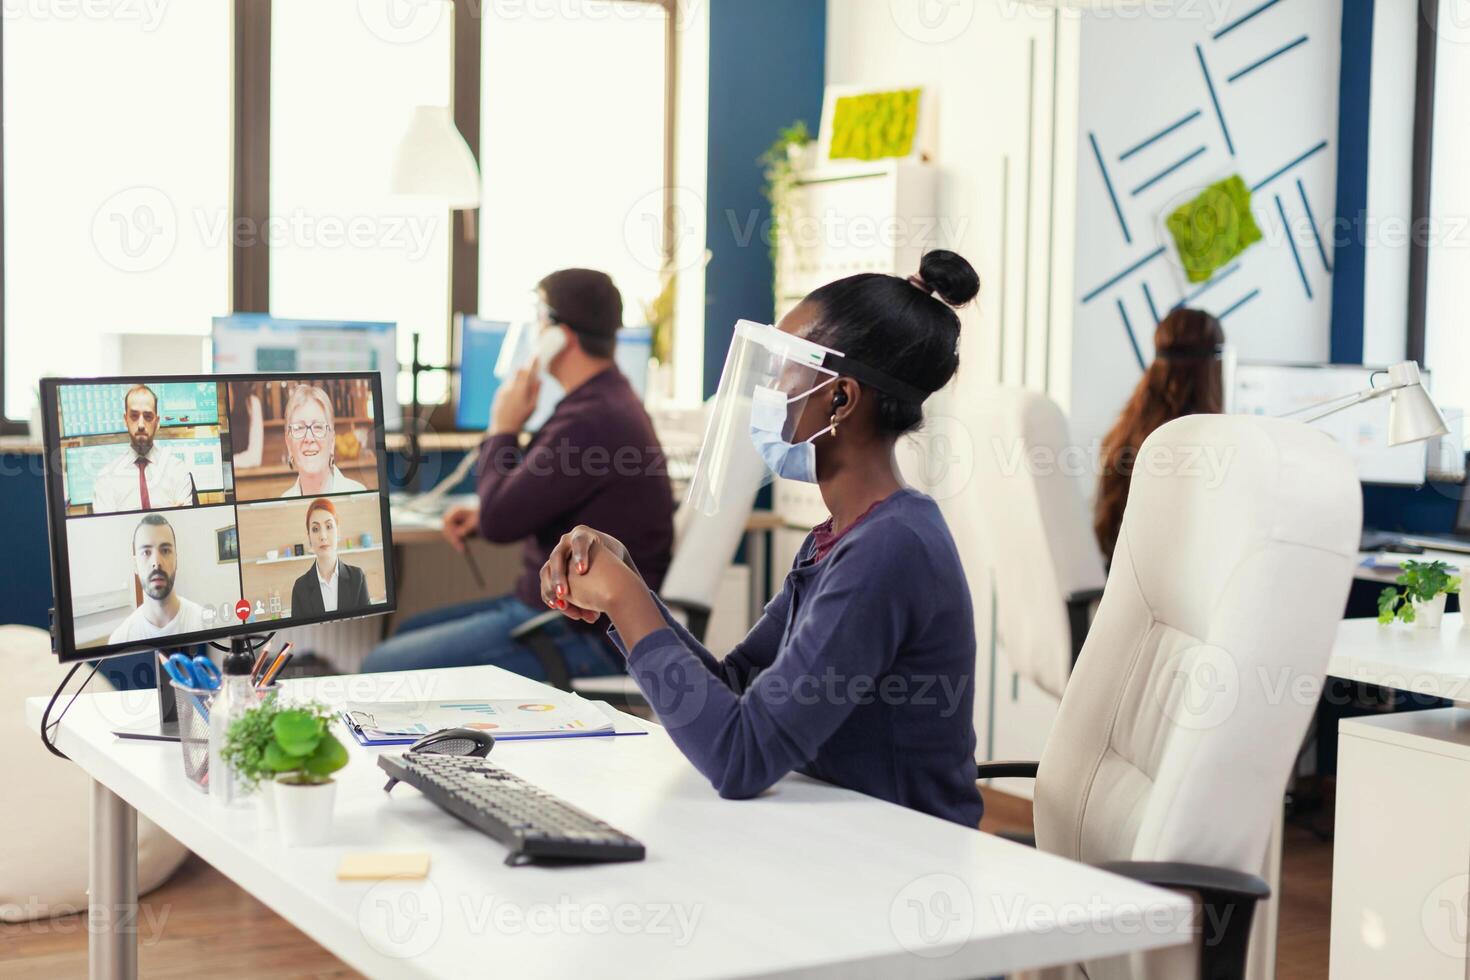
[90,779,138,980]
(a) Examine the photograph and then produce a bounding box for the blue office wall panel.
[1331,0,1374,365]
[0,456,56,631]
[703,0,826,398]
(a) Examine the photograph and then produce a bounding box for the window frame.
[0,0,680,432]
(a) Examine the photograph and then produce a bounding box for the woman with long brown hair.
[1095,307,1226,562]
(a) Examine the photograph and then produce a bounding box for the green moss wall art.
[828,88,923,162]
[1166,175,1264,284]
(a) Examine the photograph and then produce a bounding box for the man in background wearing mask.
[362,269,674,681]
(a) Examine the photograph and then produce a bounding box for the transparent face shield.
[687,320,841,517]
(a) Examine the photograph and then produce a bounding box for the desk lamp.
[1281,361,1449,447]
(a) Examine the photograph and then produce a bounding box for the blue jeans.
[360,594,622,682]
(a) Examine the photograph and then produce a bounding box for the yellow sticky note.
[337,853,431,881]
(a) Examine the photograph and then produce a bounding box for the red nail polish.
[556,584,563,596]
[558,599,567,609]
[578,563,586,574]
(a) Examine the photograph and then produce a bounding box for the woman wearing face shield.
[539,250,987,828]
[279,384,366,498]
[1094,308,1226,564]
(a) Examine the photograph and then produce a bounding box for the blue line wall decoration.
[1089,131,1132,244]
[1069,0,1341,456]
[1120,110,1203,161]
[1195,44,1236,157]
[1227,35,1309,83]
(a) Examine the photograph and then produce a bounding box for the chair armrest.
[507,610,573,691]
[974,760,1040,780]
[1064,588,1104,664]
[1098,861,1270,980]
[659,598,712,644]
[509,609,562,640]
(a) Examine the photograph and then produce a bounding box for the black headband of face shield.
[820,352,929,405]
[1154,345,1225,361]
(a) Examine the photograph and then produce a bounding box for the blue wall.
[703,0,826,397]
[1330,0,1374,365]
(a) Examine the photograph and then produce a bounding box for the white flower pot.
[1414,592,1448,630]
[273,777,336,846]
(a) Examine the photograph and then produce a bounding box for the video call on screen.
[54,377,391,652]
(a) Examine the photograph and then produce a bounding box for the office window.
[1426,11,1470,416]
[270,0,454,409]
[479,1,669,326]
[2,7,231,422]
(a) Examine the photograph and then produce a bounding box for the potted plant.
[222,701,349,845]
[1378,559,1462,630]
[760,120,813,303]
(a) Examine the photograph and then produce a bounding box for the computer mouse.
[408,727,495,758]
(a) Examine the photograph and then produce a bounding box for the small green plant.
[1378,559,1461,624]
[221,700,349,789]
[760,120,813,277]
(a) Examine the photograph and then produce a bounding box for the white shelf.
[250,545,383,566]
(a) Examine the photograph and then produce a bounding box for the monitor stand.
[152,634,272,739]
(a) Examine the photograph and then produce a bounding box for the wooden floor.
[0,791,1333,979]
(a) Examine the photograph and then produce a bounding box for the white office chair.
[978,414,1361,980]
[513,405,764,702]
[972,387,1106,701]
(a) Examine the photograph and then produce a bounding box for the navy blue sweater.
[611,489,984,828]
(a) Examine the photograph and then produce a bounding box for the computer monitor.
[456,320,656,432]
[41,373,397,663]
[1231,361,1431,486]
[453,315,511,431]
[211,315,401,431]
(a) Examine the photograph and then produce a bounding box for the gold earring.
[830,414,839,435]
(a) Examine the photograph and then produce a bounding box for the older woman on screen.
[291,497,370,618]
[280,384,366,497]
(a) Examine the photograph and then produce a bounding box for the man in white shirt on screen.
[109,514,206,645]
[90,384,196,514]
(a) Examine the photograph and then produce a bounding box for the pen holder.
[171,681,281,793]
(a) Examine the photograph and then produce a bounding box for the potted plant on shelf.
[223,701,349,845]
[1378,559,1462,630]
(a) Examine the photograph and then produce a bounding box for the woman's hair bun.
[917,249,980,309]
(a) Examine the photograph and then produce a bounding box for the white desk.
[29,666,1192,979]
[1327,615,1470,978]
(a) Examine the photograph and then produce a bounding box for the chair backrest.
[659,401,764,610]
[1033,415,1359,879]
[972,387,1106,699]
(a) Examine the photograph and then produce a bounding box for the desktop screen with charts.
[41,374,397,662]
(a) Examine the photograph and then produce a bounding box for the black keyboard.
[378,753,646,866]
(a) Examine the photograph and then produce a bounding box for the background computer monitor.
[453,315,510,431]
[455,318,655,432]
[41,373,397,663]
[1231,361,1431,486]
[211,315,401,431]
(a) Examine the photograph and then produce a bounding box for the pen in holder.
[172,680,280,792]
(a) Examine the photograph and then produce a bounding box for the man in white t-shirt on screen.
[108,513,206,645]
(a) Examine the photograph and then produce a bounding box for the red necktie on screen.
[135,457,151,510]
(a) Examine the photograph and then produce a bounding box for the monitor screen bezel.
[41,371,399,663]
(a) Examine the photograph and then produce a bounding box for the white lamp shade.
[390,105,480,210]
[1388,382,1450,446]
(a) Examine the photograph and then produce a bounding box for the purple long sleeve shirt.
[477,367,674,625]
[611,488,984,828]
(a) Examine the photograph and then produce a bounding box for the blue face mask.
[748,383,836,484]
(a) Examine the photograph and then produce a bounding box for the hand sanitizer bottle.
[209,648,257,806]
